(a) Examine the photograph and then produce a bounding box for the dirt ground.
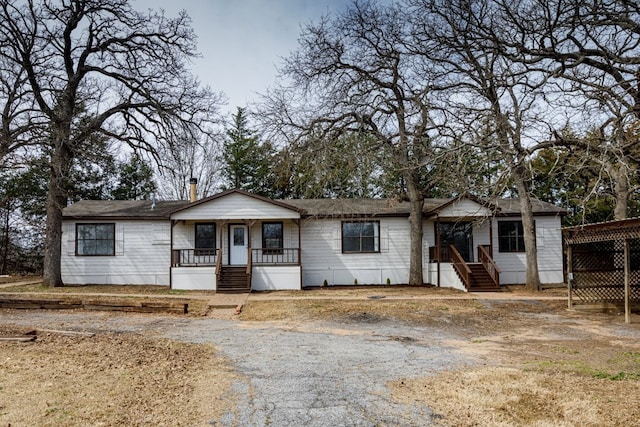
[241,296,640,426]
[0,284,639,426]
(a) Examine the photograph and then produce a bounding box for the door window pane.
[234,227,244,246]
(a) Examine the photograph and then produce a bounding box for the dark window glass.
[233,227,244,246]
[195,223,216,254]
[438,222,473,262]
[262,222,283,252]
[498,221,526,252]
[76,224,115,256]
[342,221,380,253]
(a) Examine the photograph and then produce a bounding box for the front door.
[229,224,248,265]
[438,222,473,262]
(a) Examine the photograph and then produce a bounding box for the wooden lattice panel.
[570,238,640,303]
[564,218,640,244]
[573,284,640,303]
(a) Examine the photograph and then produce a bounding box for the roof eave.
[169,188,304,215]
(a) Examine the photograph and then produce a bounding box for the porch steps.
[218,266,251,293]
[467,263,501,292]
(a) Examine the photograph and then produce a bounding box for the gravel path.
[1,310,474,426]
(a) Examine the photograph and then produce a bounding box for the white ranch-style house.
[61,186,566,292]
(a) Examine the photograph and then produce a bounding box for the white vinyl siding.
[492,216,564,284]
[172,192,300,220]
[301,217,408,286]
[436,199,492,218]
[62,219,171,285]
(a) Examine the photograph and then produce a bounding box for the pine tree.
[221,107,275,197]
[111,154,157,200]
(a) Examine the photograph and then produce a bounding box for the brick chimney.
[189,177,197,203]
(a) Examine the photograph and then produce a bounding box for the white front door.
[230,224,248,265]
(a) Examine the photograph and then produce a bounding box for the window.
[76,223,115,256]
[498,221,526,252]
[262,222,283,254]
[195,223,216,255]
[342,221,380,253]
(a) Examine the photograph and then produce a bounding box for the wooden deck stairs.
[467,263,501,292]
[217,266,251,293]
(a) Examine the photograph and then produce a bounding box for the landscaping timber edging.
[0,297,189,314]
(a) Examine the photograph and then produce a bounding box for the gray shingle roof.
[62,195,566,219]
[281,197,565,217]
[280,199,416,217]
[62,200,189,219]
[493,198,567,216]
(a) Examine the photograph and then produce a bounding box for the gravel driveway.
[1,310,474,426]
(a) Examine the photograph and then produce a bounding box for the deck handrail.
[215,248,222,283]
[478,245,500,287]
[450,244,472,289]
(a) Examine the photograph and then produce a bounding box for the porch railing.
[450,244,472,289]
[171,249,218,267]
[478,245,500,287]
[429,245,451,263]
[251,248,300,265]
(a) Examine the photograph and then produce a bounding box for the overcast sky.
[136,0,351,117]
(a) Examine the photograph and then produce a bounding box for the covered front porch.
[168,190,303,292]
[424,198,501,291]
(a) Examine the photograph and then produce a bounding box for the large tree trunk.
[42,141,72,288]
[513,165,541,291]
[611,163,629,220]
[406,178,424,285]
[1,201,9,275]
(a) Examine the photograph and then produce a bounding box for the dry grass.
[1,283,215,296]
[0,275,41,284]
[239,297,568,338]
[390,367,640,427]
[240,298,484,323]
[0,328,237,426]
[273,285,465,297]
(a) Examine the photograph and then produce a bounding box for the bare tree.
[259,1,440,285]
[0,48,43,166]
[408,0,565,290]
[0,0,224,286]
[156,126,224,200]
[500,0,640,220]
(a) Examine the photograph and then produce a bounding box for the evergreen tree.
[221,107,275,197]
[111,154,157,200]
